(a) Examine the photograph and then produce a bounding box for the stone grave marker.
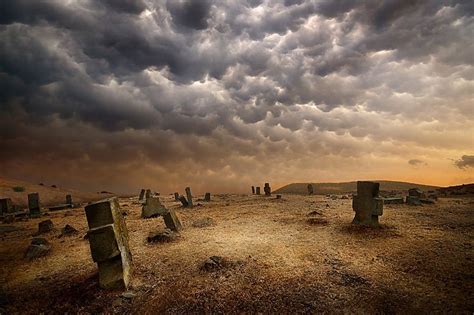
[352,181,384,226]
[256,187,261,195]
[141,197,168,218]
[204,193,211,202]
[28,193,41,217]
[307,184,314,195]
[185,187,193,207]
[264,183,271,196]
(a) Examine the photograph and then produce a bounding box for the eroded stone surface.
[141,197,168,219]
[352,181,383,227]
[163,210,182,232]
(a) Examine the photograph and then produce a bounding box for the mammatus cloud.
[0,0,473,193]
[454,155,474,169]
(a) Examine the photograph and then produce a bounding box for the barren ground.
[1,194,473,314]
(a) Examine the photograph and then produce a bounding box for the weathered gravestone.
[204,193,211,202]
[264,183,271,196]
[145,189,152,200]
[251,186,255,194]
[163,210,182,232]
[276,194,282,199]
[174,192,179,201]
[178,195,189,207]
[36,219,54,235]
[185,187,193,207]
[84,198,132,290]
[256,187,261,195]
[0,198,13,216]
[307,184,314,195]
[28,193,41,217]
[66,194,73,206]
[352,181,384,227]
[141,197,168,218]
[24,237,51,260]
[138,189,146,202]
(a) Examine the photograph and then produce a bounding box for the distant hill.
[274,180,440,195]
[0,177,114,208]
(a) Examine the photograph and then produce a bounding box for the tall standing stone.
[264,183,271,196]
[84,198,132,290]
[204,193,211,202]
[0,198,13,216]
[256,187,261,195]
[174,192,179,201]
[307,184,314,195]
[145,189,152,199]
[185,187,193,207]
[163,210,183,232]
[139,189,146,202]
[352,181,384,227]
[178,195,189,207]
[28,193,41,217]
[251,186,255,194]
[66,194,73,206]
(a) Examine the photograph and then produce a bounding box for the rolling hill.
[0,177,114,209]
[273,180,440,195]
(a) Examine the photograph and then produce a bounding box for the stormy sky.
[0,0,473,194]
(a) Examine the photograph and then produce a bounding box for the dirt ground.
[1,194,473,314]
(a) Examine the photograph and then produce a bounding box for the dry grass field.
[1,193,473,314]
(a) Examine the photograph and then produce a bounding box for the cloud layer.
[1,0,473,193]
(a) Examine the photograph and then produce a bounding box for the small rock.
[61,224,78,236]
[25,238,51,260]
[307,211,323,216]
[276,194,282,199]
[147,229,179,243]
[35,219,54,235]
[121,291,136,299]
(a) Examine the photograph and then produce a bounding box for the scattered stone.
[0,198,13,216]
[331,195,338,200]
[201,256,225,271]
[61,224,78,236]
[141,197,168,218]
[264,183,271,196]
[36,220,54,235]
[307,210,323,216]
[383,197,405,205]
[84,198,132,290]
[251,186,255,194]
[25,238,51,260]
[352,181,384,227]
[192,217,215,228]
[28,193,41,217]
[341,195,349,200]
[276,194,282,199]
[408,188,426,199]
[185,187,193,207]
[174,192,179,201]
[307,184,314,195]
[178,195,189,207]
[121,291,136,299]
[147,229,179,243]
[307,218,329,225]
[204,192,211,202]
[406,196,422,206]
[256,187,261,195]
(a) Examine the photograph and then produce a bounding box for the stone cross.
[28,193,41,217]
[264,183,271,196]
[204,192,211,202]
[307,184,314,195]
[142,197,168,218]
[251,186,255,194]
[256,187,261,195]
[185,187,193,207]
[352,181,384,226]
[84,198,132,289]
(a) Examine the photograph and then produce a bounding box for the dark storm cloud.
[0,0,473,192]
[454,155,474,169]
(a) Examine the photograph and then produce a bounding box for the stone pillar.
[264,183,271,196]
[185,187,193,207]
[352,181,384,227]
[174,192,179,201]
[163,210,182,232]
[307,184,314,195]
[145,189,152,200]
[178,195,189,207]
[256,187,261,195]
[0,198,13,216]
[141,197,168,218]
[66,194,73,206]
[84,198,132,290]
[28,193,41,217]
[139,189,145,202]
[204,193,211,202]
[251,186,255,194]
